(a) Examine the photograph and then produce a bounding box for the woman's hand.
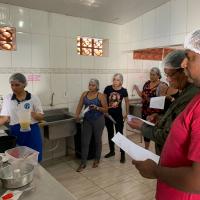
[75,114,80,122]
[31,112,44,121]
[127,118,144,130]
[89,104,99,110]
[133,84,139,90]
[146,113,159,123]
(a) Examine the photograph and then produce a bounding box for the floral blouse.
[141,80,163,120]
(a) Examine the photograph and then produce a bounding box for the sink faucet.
[50,92,55,107]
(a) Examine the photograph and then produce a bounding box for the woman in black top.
[104,73,129,163]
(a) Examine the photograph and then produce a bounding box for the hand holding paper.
[112,132,160,163]
[127,115,155,126]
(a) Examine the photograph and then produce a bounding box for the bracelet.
[96,107,100,111]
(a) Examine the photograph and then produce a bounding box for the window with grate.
[77,36,103,56]
[0,26,16,51]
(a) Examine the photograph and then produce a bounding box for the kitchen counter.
[0,165,77,200]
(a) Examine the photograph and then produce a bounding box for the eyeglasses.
[164,69,183,78]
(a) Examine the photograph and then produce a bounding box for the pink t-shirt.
[156,93,200,200]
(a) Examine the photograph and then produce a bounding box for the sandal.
[76,164,86,172]
[92,160,99,168]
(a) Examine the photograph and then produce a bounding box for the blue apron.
[9,123,42,161]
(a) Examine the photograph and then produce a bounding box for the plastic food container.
[5,146,39,166]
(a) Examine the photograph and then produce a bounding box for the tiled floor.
[42,131,157,200]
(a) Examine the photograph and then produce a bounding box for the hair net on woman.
[89,78,99,90]
[113,73,123,84]
[163,50,186,69]
[184,29,200,54]
[9,73,27,86]
[150,67,162,79]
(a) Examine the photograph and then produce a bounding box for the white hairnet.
[184,29,200,54]
[9,73,27,86]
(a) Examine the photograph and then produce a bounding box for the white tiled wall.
[1,0,200,114]
[120,0,200,91]
[0,3,120,113]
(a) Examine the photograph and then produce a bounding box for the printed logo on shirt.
[24,103,30,109]
[109,92,121,108]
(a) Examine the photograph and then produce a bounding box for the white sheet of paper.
[82,107,90,115]
[112,132,160,163]
[127,115,155,126]
[150,96,166,109]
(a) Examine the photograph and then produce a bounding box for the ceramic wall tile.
[49,36,67,68]
[30,9,49,35]
[51,74,67,105]
[107,42,120,68]
[65,16,81,38]
[32,73,51,105]
[0,74,12,96]
[170,0,187,36]
[49,13,67,37]
[66,74,82,103]
[0,3,10,26]
[129,16,142,42]
[67,38,81,68]
[80,55,94,69]
[80,18,94,37]
[187,0,200,32]
[10,6,31,33]
[155,2,170,38]
[12,32,31,67]
[0,51,11,67]
[94,57,107,69]
[142,9,156,40]
[31,34,50,68]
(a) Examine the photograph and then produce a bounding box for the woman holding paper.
[75,79,108,172]
[104,73,129,163]
[133,67,168,149]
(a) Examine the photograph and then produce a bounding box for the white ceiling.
[0,0,170,24]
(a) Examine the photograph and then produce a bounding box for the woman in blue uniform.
[0,73,44,161]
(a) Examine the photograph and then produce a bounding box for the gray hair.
[113,73,123,84]
[150,67,162,79]
[9,73,27,86]
[163,50,186,69]
[89,78,99,90]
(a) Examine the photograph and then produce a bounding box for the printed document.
[150,96,166,109]
[112,132,160,163]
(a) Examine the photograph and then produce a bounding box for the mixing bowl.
[0,162,34,188]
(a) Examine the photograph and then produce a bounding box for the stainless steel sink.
[42,108,76,140]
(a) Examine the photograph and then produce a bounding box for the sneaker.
[120,154,125,163]
[92,160,100,168]
[104,152,115,158]
[76,164,86,172]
